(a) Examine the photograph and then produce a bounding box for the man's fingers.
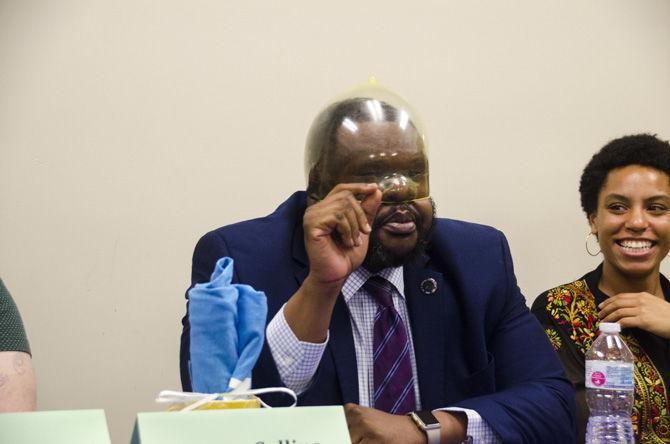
[328,182,379,198]
[303,184,381,253]
[309,186,379,244]
[333,211,354,247]
[360,187,382,226]
[327,183,380,228]
[349,194,371,236]
[343,197,362,246]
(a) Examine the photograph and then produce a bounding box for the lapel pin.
[420,278,437,295]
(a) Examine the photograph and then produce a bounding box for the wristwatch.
[408,410,441,444]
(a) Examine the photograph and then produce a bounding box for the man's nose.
[379,175,418,203]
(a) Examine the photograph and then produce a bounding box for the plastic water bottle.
[585,322,635,444]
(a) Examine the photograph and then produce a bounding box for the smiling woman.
[592,165,670,285]
[531,134,670,443]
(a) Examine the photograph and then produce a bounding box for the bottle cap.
[598,322,621,333]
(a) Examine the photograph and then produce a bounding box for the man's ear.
[307,167,320,190]
[306,165,323,206]
[308,158,332,192]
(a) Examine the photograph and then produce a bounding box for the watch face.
[413,410,439,427]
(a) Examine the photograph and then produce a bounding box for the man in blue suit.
[181,92,575,443]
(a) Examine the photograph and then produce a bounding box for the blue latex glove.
[188,257,267,393]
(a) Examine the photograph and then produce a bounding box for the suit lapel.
[328,297,359,403]
[405,259,459,409]
[292,219,309,284]
[291,221,359,404]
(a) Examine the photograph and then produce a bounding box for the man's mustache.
[373,204,422,228]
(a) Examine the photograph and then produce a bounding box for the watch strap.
[408,411,441,444]
[425,426,440,444]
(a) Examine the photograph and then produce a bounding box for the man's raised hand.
[303,183,381,284]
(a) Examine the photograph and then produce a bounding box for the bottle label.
[585,360,634,390]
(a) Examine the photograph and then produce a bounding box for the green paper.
[131,406,350,444]
[0,409,111,444]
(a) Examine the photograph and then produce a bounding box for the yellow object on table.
[165,396,261,411]
[155,386,296,412]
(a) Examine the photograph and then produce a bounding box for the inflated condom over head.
[304,77,430,204]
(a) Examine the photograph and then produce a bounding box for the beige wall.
[1,0,669,442]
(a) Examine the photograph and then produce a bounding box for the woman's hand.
[599,292,670,338]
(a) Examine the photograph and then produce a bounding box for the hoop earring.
[585,232,601,256]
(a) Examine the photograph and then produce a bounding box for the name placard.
[131,406,350,444]
[0,409,111,444]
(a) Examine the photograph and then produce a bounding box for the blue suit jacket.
[180,191,576,443]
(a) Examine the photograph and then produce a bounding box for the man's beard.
[362,198,436,273]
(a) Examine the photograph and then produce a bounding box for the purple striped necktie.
[364,275,417,414]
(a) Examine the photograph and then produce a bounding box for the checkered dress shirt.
[266,266,501,443]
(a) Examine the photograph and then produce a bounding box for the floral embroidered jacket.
[532,266,670,444]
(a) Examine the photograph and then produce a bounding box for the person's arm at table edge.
[0,351,36,412]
